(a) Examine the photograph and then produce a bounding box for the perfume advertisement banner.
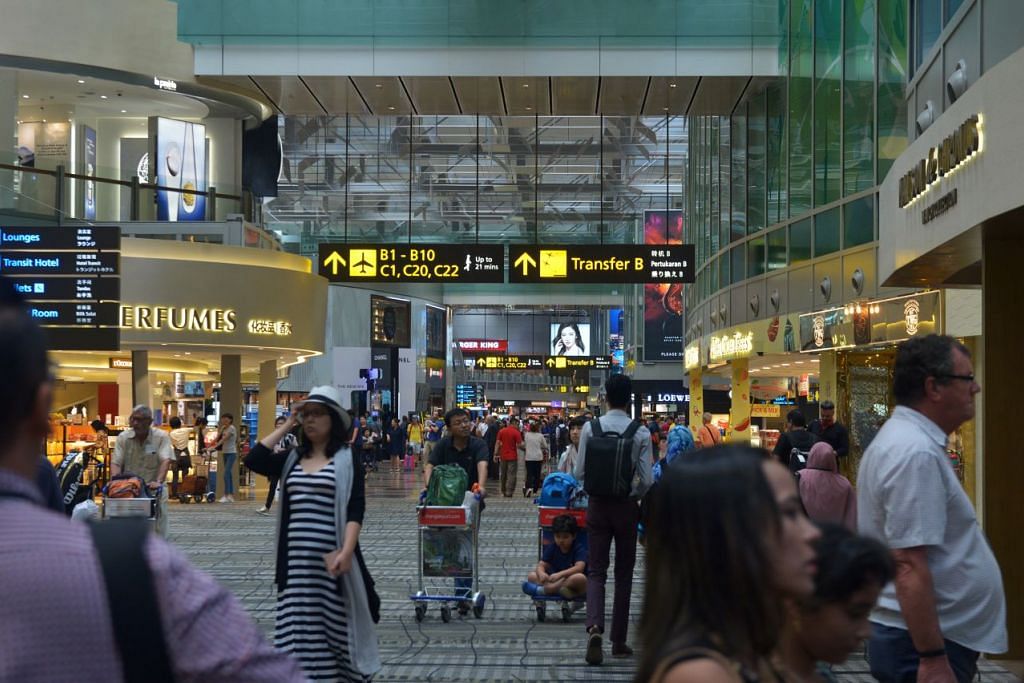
[151,117,206,222]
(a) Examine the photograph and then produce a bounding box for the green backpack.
[426,464,468,506]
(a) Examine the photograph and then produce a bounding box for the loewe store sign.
[898,115,981,208]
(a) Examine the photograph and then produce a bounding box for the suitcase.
[177,474,208,503]
[404,453,415,471]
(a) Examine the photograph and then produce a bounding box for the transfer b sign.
[508,245,694,284]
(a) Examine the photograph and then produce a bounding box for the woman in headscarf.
[798,442,856,531]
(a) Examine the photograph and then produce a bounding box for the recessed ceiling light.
[120,109,127,113]
[21,94,29,99]
[77,79,85,84]
[669,83,677,88]
[100,95,107,99]
[525,106,532,111]
[388,106,395,110]
[522,83,529,88]
[663,107,669,111]
[375,83,383,88]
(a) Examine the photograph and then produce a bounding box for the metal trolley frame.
[101,485,162,529]
[410,499,486,623]
[532,506,588,623]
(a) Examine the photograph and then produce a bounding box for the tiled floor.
[167,469,1019,682]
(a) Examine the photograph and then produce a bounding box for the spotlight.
[947,59,968,103]
[819,276,832,303]
[851,268,865,295]
[916,100,935,135]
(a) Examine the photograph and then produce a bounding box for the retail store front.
[48,239,327,496]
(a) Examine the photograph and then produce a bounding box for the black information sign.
[26,302,120,326]
[455,383,484,407]
[545,355,612,374]
[0,251,119,276]
[508,244,695,284]
[319,243,504,283]
[0,226,121,351]
[8,277,120,302]
[472,355,545,370]
[0,226,121,251]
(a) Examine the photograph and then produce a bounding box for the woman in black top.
[244,387,380,681]
[385,417,405,473]
[636,446,821,683]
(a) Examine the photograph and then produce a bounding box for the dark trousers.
[524,461,543,492]
[868,623,979,683]
[264,475,278,509]
[586,496,639,645]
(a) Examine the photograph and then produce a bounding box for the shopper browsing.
[206,414,238,503]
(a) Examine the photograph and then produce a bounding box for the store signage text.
[898,115,981,208]
[153,76,178,92]
[709,331,754,361]
[457,339,508,353]
[109,358,132,369]
[751,404,782,418]
[921,189,957,224]
[653,393,689,403]
[120,305,237,332]
[684,345,700,370]
[247,319,293,336]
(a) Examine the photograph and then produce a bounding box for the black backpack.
[583,418,641,498]
[788,430,818,474]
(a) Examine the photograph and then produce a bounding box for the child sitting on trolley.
[522,514,587,599]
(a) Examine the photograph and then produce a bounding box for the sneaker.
[521,581,542,597]
[256,506,270,516]
[611,643,634,658]
[226,495,235,502]
[217,496,229,503]
[586,630,603,665]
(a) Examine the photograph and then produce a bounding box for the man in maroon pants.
[573,375,653,665]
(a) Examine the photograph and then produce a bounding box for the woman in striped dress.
[245,386,381,681]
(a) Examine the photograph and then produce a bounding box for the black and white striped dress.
[274,461,369,681]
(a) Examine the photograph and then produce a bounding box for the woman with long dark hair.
[552,322,586,356]
[244,386,380,681]
[636,446,820,683]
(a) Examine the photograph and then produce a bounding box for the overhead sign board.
[473,355,545,370]
[318,243,504,283]
[508,244,695,284]
[545,355,611,374]
[0,226,121,351]
[457,339,508,353]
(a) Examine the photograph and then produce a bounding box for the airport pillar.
[728,358,751,443]
[688,368,703,439]
[982,229,1024,658]
[258,359,278,442]
[219,354,242,500]
[130,350,151,411]
[818,350,838,405]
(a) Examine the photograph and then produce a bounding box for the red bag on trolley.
[106,473,147,499]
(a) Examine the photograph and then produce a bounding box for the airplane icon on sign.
[349,249,377,277]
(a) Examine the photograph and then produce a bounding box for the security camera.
[916,100,936,135]
[947,59,967,103]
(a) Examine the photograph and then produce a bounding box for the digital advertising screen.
[152,117,207,222]
[549,322,591,357]
[643,210,684,361]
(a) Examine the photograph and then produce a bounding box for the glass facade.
[685,0,906,326]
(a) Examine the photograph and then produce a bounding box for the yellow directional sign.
[508,244,695,284]
[513,251,537,276]
[540,250,567,278]
[322,251,347,275]
[349,249,377,277]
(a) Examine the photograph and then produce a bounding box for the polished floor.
[166,468,1019,682]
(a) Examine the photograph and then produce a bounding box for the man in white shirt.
[112,405,173,536]
[858,335,1006,682]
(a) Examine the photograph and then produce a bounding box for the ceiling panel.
[403,77,460,115]
[643,76,699,115]
[551,77,599,115]
[598,77,648,115]
[688,76,751,115]
[251,76,324,115]
[350,77,412,114]
[502,76,550,116]
[451,77,503,114]
[301,76,369,115]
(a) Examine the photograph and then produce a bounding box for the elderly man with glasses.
[111,405,173,535]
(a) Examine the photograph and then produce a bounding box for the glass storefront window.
[720,253,731,289]
[748,93,767,233]
[914,0,942,71]
[789,0,814,218]
[767,82,787,225]
[814,0,842,206]
[843,195,875,247]
[945,0,964,22]
[720,116,732,249]
[767,227,787,271]
[748,236,767,277]
[814,207,841,256]
[790,218,813,263]
[844,0,876,195]
[878,0,908,180]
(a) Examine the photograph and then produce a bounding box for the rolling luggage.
[177,474,209,503]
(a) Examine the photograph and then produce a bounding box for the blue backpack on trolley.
[539,472,579,508]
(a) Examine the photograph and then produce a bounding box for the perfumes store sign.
[898,115,981,209]
[120,305,293,337]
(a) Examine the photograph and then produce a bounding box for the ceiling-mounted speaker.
[851,268,865,296]
[820,276,833,303]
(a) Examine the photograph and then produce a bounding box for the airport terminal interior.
[2,0,1023,680]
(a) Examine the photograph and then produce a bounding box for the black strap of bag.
[90,519,175,683]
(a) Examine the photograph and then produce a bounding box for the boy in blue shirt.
[522,514,587,599]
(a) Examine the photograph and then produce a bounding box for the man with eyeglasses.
[858,335,1006,683]
[112,405,173,536]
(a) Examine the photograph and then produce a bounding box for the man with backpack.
[0,278,306,682]
[773,408,818,472]
[574,374,653,666]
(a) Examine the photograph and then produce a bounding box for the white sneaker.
[217,496,228,503]
[256,506,270,516]
[226,495,235,502]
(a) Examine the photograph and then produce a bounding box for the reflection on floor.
[167,468,1020,683]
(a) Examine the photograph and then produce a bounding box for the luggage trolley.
[102,484,162,530]
[532,506,588,623]
[410,496,486,623]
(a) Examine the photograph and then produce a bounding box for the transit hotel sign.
[508,245,695,284]
[318,243,503,283]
